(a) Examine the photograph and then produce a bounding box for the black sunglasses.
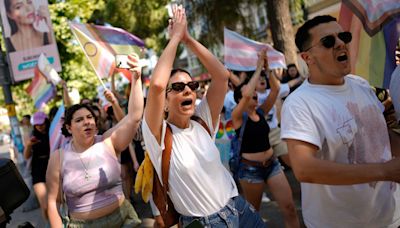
[305,31,352,51]
[167,81,199,92]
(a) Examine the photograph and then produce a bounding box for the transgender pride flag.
[49,104,64,153]
[69,22,145,80]
[224,28,286,71]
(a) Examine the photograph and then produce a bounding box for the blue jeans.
[180,196,265,228]
[238,158,282,184]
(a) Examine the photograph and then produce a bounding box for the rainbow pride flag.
[69,22,145,80]
[49,103,64,153]
[224,28,286,71]
[339,0,400,88]
[26,67,56,109]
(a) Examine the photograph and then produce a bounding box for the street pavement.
[1,144,304,228]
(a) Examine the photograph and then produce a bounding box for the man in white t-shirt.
[281,15,400,228]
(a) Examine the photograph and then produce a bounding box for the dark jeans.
[180,195,265,228]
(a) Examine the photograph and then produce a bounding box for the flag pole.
[69,21,107,90]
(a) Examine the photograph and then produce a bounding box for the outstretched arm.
[105,54,144,154]
[231,50,265,129]
[110,73,124,101]
[287,76,303,89]
[229,71,241,87]
[60,80,72,107]
[183,25,230,127]
[104,89,125,122]
[258,51,281,114]
[259,68,280,114]
[145,5,186,143]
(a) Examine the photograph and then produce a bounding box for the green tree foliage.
[290,0,307,25]
[186,0,262,45]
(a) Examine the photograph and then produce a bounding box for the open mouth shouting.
[337,52,348,62]
[181,98,193,108]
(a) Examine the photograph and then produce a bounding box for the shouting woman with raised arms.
[142,5,265,228]
[46,54,143,228]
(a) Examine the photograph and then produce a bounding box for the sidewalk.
[7,205,44,228]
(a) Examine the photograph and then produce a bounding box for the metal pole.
[0,46,24,161]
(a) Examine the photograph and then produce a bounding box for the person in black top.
[232,50,300,227]
[4,0,52,52]
[23,111,50,221]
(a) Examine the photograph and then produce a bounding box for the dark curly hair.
[61,104,97,137]
[295,15,337,52]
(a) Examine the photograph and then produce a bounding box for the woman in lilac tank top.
[46,54,143,228]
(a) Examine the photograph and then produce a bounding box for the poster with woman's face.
[0,0,61,83]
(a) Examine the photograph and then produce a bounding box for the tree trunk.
[266,0,298,66]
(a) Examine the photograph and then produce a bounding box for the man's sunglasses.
[167,81,200,92]
[305,31,352,51]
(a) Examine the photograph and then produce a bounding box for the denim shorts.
[180,195,265,228]
[238,158,282,184]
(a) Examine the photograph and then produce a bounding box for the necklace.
[72,142,92,181]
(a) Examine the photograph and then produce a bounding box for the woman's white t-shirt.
[142,98,238,216]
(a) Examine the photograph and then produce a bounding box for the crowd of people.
[13,5,400,228]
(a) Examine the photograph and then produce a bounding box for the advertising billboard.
[0,0,61,83]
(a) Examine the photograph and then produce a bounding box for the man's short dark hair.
[295,15,337,52]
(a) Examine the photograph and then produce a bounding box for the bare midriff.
[69,197,125,220]
[242,148,273,162]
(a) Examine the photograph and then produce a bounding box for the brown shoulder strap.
[152,123,175,217]
[162,124,173,191]
[190,115,211,136]
[162,117,210,190]
[154,118,211,219]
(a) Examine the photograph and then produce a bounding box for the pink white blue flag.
[49,103,64,153]
[224,28,286,71]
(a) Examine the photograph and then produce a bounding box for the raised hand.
[168,5,187,42]
[127,53,142,80]
[263,47,270,70]
[104,89,118,104]
[257,48,267,69]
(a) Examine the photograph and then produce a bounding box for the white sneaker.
[261,192,271,203]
